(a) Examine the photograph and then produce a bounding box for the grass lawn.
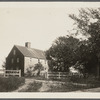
[18,75,100,92]
[46,82,92,92]
[0,76,25,92]
[18,79,94,92]
[19,81,42,92]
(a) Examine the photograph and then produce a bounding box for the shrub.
[68,75,100,87]
[0,76,25,92]
[25,62,44,77]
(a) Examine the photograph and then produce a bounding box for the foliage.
[69,75,100,88]
[46,36,80,72]
[0,76,25,92]
[25,65,34,77]
[26,62,44,77]
[46,8,100,76]
[69,8,100,75]
[2,61,6,69]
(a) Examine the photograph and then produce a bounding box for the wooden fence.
[45,72,83,79]
[4,70,21,77]
[45,72,69,79]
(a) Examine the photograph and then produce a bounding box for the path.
[13,78,100,92]
[13,78,35,92]
[13,78,65,92]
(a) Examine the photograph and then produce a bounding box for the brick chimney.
[25,42,31,48]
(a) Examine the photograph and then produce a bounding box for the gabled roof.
[15,45,46,59]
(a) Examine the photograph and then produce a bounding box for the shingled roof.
[15,45,46,59]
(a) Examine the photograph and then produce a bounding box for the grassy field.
[18,77,98,92]
[18,80,94,92]
[0,76,25,92]
[21,75,100,92]
[0,75,100,92]
[19,81,42,92]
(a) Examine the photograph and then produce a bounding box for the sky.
[0,2,100,68]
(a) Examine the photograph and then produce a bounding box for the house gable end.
[7,45,24,59]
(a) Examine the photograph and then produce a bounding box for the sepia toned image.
[1,2,100,94]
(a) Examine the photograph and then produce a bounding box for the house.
[6,42,48,76]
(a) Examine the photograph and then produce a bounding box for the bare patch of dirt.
[13,79,35,92]
[13,78,65,92]
[38,82,50,92]
[13,78,89,92]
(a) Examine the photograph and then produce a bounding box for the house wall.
[6,46,24,76]
[24,57,38,73]
[39,59,48,71]
[24,57,48,73]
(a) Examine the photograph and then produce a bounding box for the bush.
[25,62,44,77]
[68,75,100,87]
[0,76,25,92]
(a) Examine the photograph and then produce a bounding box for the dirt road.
[13,78,100,92]
[13,78,65,92]
[13,79,35,92]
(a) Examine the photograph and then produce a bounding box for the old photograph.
[0,2,100,94]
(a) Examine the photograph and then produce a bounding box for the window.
[17,58,19,63]
[11,58,14,63]
[13,50,16,55]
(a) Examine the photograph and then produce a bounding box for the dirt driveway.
[13,78,65,92]
[13,78,35,92]
[13,78,100,92]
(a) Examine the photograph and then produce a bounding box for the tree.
[2,58,6,69]
[46,36,80,72]
[2,61,6,69]
[33,62,44,76]
[69,8,100,77]
[26,62,44,77]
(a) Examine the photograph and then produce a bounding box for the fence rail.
[4,70,21,77]
[46,72,69,79]
[46,72,83,79]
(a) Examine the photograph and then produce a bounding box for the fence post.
[45,71,47,79]
[4,70,5,77]
[19,70,21,77]
[59,72,60,79]
[46,72,48,79]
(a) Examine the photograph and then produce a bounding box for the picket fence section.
[4,70,21,77]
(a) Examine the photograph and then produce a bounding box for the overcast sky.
[0,2,100,68]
